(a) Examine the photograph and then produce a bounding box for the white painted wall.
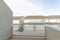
[0,0,2,4]
[0,0,13,40]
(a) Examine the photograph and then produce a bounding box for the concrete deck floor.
[9,35,45,40]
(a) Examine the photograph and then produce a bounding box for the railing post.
[19,17,24,32]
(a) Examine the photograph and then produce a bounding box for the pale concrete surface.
[9,35,45,40]
[45,26,60,40]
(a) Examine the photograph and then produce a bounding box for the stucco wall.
[0,0,2,4]
[0,0,13,40]
[45,26,60,40]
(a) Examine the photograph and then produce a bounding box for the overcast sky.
[4,0,60,16]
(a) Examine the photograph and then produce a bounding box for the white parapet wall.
[45,25,60,40]
[0,0,2,4]
[0,0,13,40]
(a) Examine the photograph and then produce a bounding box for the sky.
[4,0,60,16]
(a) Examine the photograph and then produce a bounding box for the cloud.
[4,0,45,16]
[4,0,60,16]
